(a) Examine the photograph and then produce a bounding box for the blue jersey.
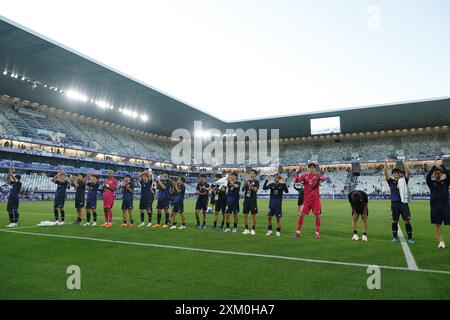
[8,181,22,200]
[157,179,172,200]
[122,181,135,201]
[226,181,241,202]
[263,181,288,207]
[174,184,186,202]
[87,182,99,199]
[55,180,69,197]
[426,166,450,207]
[387,177,408,203]
[139,178,154,199]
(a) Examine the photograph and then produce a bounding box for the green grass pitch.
[0,199,449,300]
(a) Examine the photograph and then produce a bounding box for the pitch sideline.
[1,228,449,276]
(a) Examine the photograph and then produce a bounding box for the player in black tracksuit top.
[426,161,450,248]
[242,169,260,235]
[293,179,304,210]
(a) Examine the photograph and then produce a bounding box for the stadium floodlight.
[140,114,148,122]
[44,84,47,88]
[95,100,110,109]
[10,73,15,78]
[14,74,18,79]
[131,111,138,118]
[66,90,88,102]
[2,70,7,75]
[21,76,25,81]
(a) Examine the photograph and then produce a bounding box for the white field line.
[1,229,449,276]
[397,227,419,270]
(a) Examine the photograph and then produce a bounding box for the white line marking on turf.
[0,225,41,231]
[397,227,419,270]
[1,229,449,276]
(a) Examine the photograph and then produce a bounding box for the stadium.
[0,3,449,304]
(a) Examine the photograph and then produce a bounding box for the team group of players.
[4,159,450,248]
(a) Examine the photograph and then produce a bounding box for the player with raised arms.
[293,163,327,240]
[384,157,414,244]
[153,171,172,228]
[263,173,288,237]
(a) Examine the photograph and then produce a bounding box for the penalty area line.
[0,229,449,276]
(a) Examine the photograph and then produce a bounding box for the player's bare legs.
[362,214,368,238]
[266,216,273,235]
[202,210,207,228]
[163,208,170,228]
[195,209,201,227]
[251,213,257,231]
[276,216,281,236]
[128,209,134,226]
[224,213,231,232]
[294,212,306,237]
[101,208,108,226]
[435,224,443,243]
[352,213,359,240]
[155,208,162,227]
[121,209,128,226]
[314,213,321,239]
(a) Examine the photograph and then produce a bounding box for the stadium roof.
[1,16,449,139]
